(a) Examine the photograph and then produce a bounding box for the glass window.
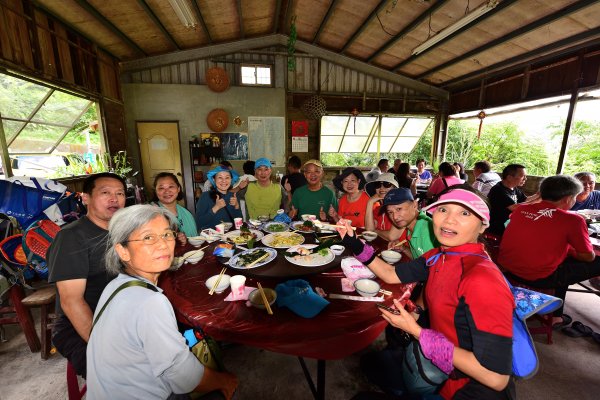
[240,64,272,85]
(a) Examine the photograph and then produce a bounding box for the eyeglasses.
[125,231,177,245]
[374,182,394,189]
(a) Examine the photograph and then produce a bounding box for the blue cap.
[380,188,414,214]
[207,166,239,188]
[275,279,329,318]
[254,157,272,170]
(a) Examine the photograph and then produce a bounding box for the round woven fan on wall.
[207,108,229,132]
[206,67,230,92]
[301,95,327,120]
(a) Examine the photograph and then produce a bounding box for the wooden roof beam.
[137,0,180,51]
[417,0,600,80]
[236,0,244,39]
[191,0,212,43]
[312,0,339,44]
[393,0,518,71]
[340,0,388,54]
[72,0,146,57]
[273,0,283,33]
[366,0,449,63]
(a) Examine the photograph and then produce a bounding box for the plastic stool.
[67,361,87,400]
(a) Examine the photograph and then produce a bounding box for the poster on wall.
[291,120,309,152]
[248,117,285,166]
[222,132,248,160]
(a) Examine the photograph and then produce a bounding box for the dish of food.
[262,221,289,233]
[262,232,305,248]
[291,220,317,233]
[228,247,277,269]
[224,229,264,244]
[284,244,335,267]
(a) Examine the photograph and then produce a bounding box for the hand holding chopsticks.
[208,267,227,295]
[257,282,273,315]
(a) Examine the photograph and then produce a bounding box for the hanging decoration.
[206,67,230,92]
[207,108,229,132]
[477,110,486,139]
[287,16,297,71]
[301,95,327,120]
[233,116,243,127]
[351,107,360,135]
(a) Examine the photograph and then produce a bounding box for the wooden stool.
[0,285,41,352]
[21,286,56,359]
[67,360,87,400]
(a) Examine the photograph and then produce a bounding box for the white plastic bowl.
[170,256,184,270]
[381,250,402,264]
[183,250,204,264]
[188,236,206,247]
[362,231,378,242]
[330,245,345,256]
[205,274,231,294]
[354,278,380,297]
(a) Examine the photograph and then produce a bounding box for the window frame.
[239,63,273,87]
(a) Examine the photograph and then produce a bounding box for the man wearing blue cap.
[382,188,437,260]
[238,157,288,220]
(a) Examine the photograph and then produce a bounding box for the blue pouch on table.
[273,211,291,224]
[276,279,329,318]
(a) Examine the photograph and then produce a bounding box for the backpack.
[21,219,61,280]
[0,213,20,241]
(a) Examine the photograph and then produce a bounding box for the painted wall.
[122,83,286,211]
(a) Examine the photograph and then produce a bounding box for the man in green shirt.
[382,188,438,259]
[289,159,337,221]
[240,157,287,219]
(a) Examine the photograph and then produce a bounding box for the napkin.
[224,286,256,301]
[340,257,375,280]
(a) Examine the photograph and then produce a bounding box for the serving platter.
[261,232,305,248]
[284,244,335,267]
[224,229,264,244]
[228,247,277,270]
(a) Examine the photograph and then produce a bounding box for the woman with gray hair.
[87,205,238,400]
[572,172,600,210]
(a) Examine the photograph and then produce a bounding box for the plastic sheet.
[160,253,416,360]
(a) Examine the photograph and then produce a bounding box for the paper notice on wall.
[248,116,285,166]
[292,136,308,152]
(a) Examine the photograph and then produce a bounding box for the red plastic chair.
[66,361,86,400]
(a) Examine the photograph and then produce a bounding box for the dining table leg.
[297,357,327,400]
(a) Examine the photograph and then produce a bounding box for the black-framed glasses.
[125,231,177,245]
[374,182,394,189]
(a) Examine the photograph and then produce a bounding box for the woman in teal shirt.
[152,172,198,244]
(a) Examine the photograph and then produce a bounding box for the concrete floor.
[1,283,598,400]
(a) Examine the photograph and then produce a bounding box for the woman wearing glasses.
[364,173,399,240]
[152,172,198,245]
[87,205,238,399]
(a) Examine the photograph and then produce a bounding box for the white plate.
[262,221,289,233]
[290,220,316,233]
[224,229,264,245]
[228,247,277,270]
[285,244,335,267]
[261,232,305,248]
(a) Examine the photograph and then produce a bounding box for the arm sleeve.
[517,189,527,203]
[195,193,218,230]
[138,294,204,394]
[329,189,338,210]
[490,188,515,210]
[177,206,199,237]
[394,257,429,283]
[428,179,442,195]
[47,228,89,282]
[567,215,594,253]
[460,268,513,375]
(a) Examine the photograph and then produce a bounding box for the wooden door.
[136,122,183,202]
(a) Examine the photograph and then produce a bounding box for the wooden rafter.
[191,0,212,43]
[392,0,518,70]
[312,0,339,44]
[236,0,244,39]
[366,0,449,63]
[137,0,180,51]
[340,0,388,54]
[273,0,282,33]
[72,0,146,57]
[416,0,600,80]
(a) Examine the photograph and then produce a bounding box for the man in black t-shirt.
[487,164,539,236]
[281,155,308,203]
[48,173,126,378]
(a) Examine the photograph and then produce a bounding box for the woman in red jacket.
[340,184,514,399]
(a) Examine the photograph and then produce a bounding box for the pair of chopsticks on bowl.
[208,267,227,295]
[257,282,273,315]
[182,245,210,261]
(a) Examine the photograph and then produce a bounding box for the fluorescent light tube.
[412,0,498,55]
[168,0,198,29]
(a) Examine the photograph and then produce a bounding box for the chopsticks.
[379,289,392,296]
[245,252,270,268]
[182,245,210,261]
[317,234,339,239]
[391,239,407,248]
[208,267,227,295]
[316,222,357,230]
[257,282,273,315]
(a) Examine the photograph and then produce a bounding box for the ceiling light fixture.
[168,0,198,29]
[412,0,498,56]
